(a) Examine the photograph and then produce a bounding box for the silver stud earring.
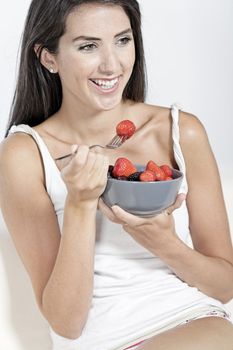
[49,66,54,73]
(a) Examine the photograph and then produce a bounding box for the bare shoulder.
[176,111,216,169]
[0,132,44,182]
[0,131,38,158]
[178,111,208,144]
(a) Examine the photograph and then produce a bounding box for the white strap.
[171,104,188,194]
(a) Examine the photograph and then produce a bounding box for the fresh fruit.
[128,172,142,181]
[139,170,156,182]
[108,165,114,176]
[116,120,136,138]
[165,176,173,181]
[146,160,166,181]
[160,164,173,177]
[112,157,137,178]
[109,158,175,182]
[146,160,160,173]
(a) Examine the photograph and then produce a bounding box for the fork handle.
[55,145,105,161]
[55,151,76,161]
[89,144,105,149]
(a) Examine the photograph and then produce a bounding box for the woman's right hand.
[60,145,109,206]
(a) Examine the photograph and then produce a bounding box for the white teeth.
[92,78,118,89]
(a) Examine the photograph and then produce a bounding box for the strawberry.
[112,157,137,178]
[165,176,173,181]
[146,160,160,173]
[160,164,173,177]
[146,160,166,181]
[116,120,136,138]
[139,170,156,182]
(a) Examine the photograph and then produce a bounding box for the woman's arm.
[0,134,109,339]
[166,112,233,302]
[99,112,233,303]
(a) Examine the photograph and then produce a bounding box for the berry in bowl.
[101,158,183,217]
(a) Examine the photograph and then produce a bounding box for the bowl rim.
[107,167,183,184]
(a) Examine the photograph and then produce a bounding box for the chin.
[96,97,122,111]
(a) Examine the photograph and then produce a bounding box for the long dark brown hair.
[6,0,147,136]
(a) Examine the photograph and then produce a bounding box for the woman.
[0,0,233,349]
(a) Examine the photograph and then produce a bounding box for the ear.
[34,44,58,74]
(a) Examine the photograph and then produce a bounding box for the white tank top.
[9,104,230,350]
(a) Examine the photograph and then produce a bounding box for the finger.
[93,153,107,177]
[72,144,90,165]
[61,145,90,178]
[70,144,79,156]
[65,145,91,177]
[111,205,145,226]
[166,193,186,215]
[90,154,108,187]
[99,156,110,182]
[98,198,122,223]
[84,150,98,173]
[56,144,79,170]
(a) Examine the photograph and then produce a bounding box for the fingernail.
[111,205,119,212]
[71,145,79,154]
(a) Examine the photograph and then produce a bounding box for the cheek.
[57,50,98,80]
[123,46,136,72]
[79,56,100,75]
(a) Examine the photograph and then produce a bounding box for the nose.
[98,47,120,75]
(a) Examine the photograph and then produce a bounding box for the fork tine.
[107,135,127,148]
[106,135,120,148]
[110,135,122,145]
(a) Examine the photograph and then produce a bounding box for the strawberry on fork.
[107,119,136,149]
[55,119,136,161]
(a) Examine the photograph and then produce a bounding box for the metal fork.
[55,134,128,161]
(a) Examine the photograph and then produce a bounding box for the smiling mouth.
[90,77,119,90]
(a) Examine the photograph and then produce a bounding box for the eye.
[78,43,97,52]
[117,36,133,46]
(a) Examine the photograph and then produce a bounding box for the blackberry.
[128,171,141,181]
[108,165,114,177]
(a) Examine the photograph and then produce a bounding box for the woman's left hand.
[98,193,186,255]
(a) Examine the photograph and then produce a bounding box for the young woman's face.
[55,3,136,111]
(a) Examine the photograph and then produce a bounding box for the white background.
[0,1,232,349]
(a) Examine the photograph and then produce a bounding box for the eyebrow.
[72,28,133,42]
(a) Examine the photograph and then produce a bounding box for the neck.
[53,99,130,145]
